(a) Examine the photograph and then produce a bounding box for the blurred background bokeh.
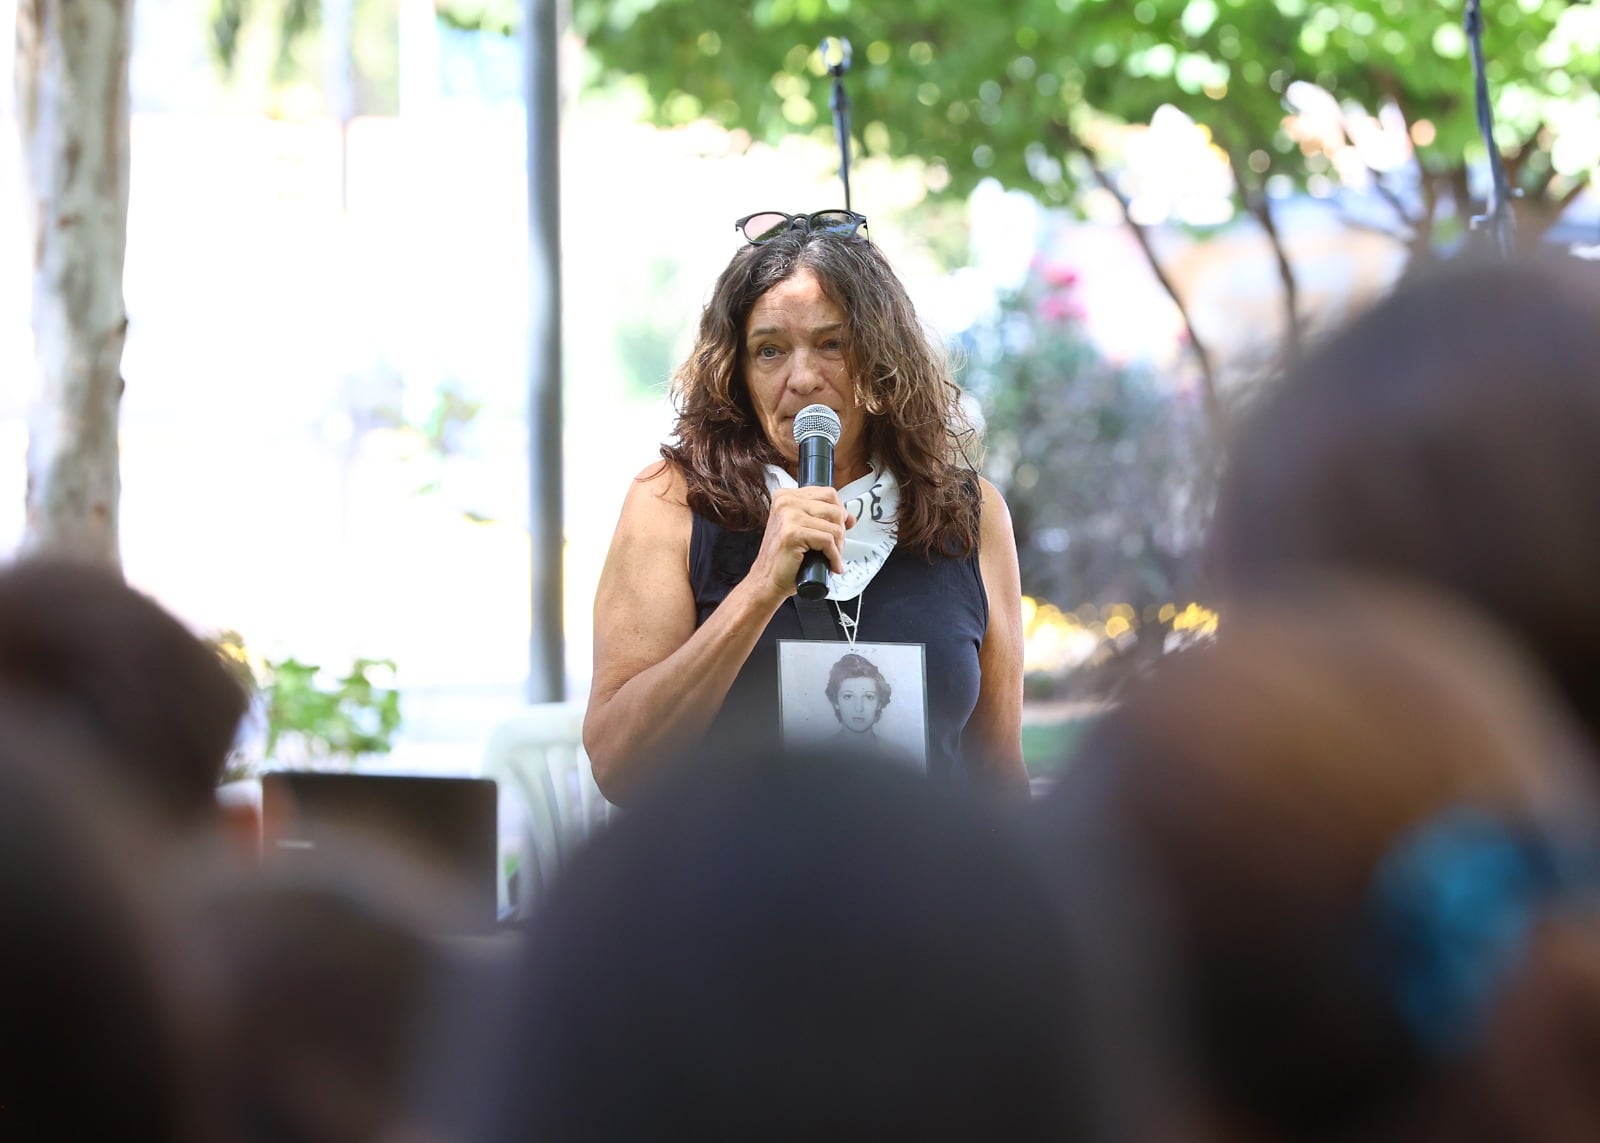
[6,0,1596,779]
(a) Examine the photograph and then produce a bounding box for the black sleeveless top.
[689,511,989,783]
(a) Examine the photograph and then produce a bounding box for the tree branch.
[1218,140,1301,359]
[1047,121,1225,435]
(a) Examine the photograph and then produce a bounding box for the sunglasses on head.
[735,210,869,245]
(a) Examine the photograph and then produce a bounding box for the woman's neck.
[831,451,871,489]
[780,452,870,489]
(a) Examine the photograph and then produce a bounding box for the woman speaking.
[582,210,1026,805]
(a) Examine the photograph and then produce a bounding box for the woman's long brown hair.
[660,227,983,557]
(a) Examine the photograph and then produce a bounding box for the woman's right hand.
[745,486,856,604]
[585,464,857,804]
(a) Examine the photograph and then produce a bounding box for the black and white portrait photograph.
[777,641,929,771]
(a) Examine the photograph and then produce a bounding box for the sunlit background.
[8,0,1563,776]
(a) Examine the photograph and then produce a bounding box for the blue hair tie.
[1366,806,1573,1057]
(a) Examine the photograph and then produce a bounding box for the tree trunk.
[14,0,132,569]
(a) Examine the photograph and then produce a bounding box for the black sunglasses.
[735,210,868,245]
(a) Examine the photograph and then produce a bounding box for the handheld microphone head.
[792,404,843,600]
[793,404,842,447]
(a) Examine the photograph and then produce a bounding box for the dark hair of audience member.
[471,747,1098,1142]
[1040,581,1600,1141]
[172,810,501,1143]
[0,713,216,1142]
[0,556,249,827]
[1210,250,1600,746]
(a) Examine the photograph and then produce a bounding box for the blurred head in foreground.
[0,556,248,827]
[481,749,1097,1142]
[1041,581,1600,1141]
[0,719,210,1141]
[1211,251,1600,748]
[179,842,457,1143]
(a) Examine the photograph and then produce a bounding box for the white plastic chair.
[481,700,614,918]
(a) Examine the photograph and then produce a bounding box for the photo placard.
[777,640,929,772]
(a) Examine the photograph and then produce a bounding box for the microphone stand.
[1464,0,1517,257]
[822,36,854,213]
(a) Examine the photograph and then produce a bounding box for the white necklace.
[834,588,863,649]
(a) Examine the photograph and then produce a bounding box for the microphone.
[792,403,842,601]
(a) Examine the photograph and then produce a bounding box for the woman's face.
[834,676,882,734]
[743,268,868,478]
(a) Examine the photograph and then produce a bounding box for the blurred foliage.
[406,379,487,501]
[436,0,519,37]
[210,630,403,779]
[208,0,400,114]
[210,0,318,81]
[962,259,1218,699]
[418,380,484,461]
[570,1,1600,256]
[259,655,403,770]
[615,256,693,397]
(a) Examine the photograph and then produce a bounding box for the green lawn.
[1021,710,1100,780]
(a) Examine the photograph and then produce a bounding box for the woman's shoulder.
[972,476,1012,533]
[974,474,1008,511]
[613,460,692,545]
[626,459,689,506]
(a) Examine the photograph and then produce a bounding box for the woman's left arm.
[968,477,1031,800]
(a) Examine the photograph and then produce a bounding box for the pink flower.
[1038,294,1085,324]
[1040,263,1079,289]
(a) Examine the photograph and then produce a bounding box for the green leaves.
[572,0,1596,245]
[260,655,403,768]
[208,0,319,76]
[209,632,403,780]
